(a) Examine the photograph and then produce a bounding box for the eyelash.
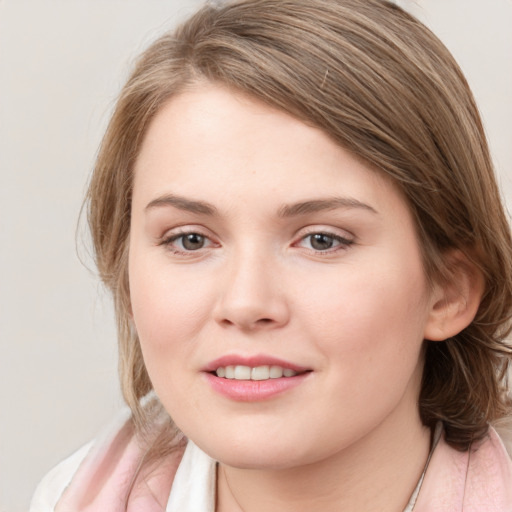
[159,229,215,255]
[295,231,354,254]
[159,228,354,256]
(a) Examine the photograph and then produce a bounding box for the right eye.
[161,231,215,254]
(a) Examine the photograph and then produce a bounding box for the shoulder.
[30,405,187,512]
[416,425,512,511]
[29,408,132,512]
[464,426,512,509]
[30,441,93,512]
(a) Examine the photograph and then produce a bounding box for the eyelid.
[159,223,215,239]
[295,225,355,241]
[158,225,219,254]
[292,226,356,253]
[157,224,355,256]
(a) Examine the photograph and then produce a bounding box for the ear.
[423,250,485,341]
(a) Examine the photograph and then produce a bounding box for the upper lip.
[203,354,310,373]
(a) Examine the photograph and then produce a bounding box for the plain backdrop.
[0,1,511,510]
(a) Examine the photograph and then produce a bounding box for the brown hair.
[88,0,512,450]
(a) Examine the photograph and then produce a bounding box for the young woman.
[32,0,512,510]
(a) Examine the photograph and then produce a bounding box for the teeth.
[215,365,298,380]
[269,365,283,378]
[251,365,270,380]
[234,365,251,380]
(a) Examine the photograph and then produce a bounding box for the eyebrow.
[145,194,377,217]
[145,194,219,216]
[278,197,378,217]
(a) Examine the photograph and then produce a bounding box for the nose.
[213,249,290,332]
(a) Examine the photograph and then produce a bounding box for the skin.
[129,84,450,511]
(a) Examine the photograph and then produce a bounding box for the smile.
[215,365,299,380]
[203,355,311,401]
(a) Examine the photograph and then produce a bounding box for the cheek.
[130,249,206,335]
[128,254,232,424]
[300,271,428,441]
[306,256,429,377]
[129,270,207,412]
[128,253,207,385]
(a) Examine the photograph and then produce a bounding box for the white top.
[166,441,217,511]
[30,442,93,511]
[30,440,216,512]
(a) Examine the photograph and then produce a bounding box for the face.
[129,84,437,469]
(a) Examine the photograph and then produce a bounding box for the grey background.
[0,1,510,510]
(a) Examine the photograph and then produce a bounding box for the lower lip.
[204,372,309,401]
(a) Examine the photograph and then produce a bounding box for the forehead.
[132,84,406,220]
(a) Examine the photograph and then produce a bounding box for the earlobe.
[423,251,485,342]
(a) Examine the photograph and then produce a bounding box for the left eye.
[166,232,210,251]
[180,233,206,250]
[299,232,352,251]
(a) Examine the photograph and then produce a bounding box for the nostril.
[219,317,274,330]
[214,299,290,330]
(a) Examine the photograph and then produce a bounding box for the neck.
[216,406,431,512]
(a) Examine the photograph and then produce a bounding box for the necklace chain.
[219,464,246,512]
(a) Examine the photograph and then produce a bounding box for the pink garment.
[55,419,185,512]
[55,417,512,511]
[414,427,512,511]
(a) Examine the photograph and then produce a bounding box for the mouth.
[213,365,302,380]
[203,355,312,401]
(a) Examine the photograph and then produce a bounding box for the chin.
[193,433,316,470]
[216,451,300,471]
